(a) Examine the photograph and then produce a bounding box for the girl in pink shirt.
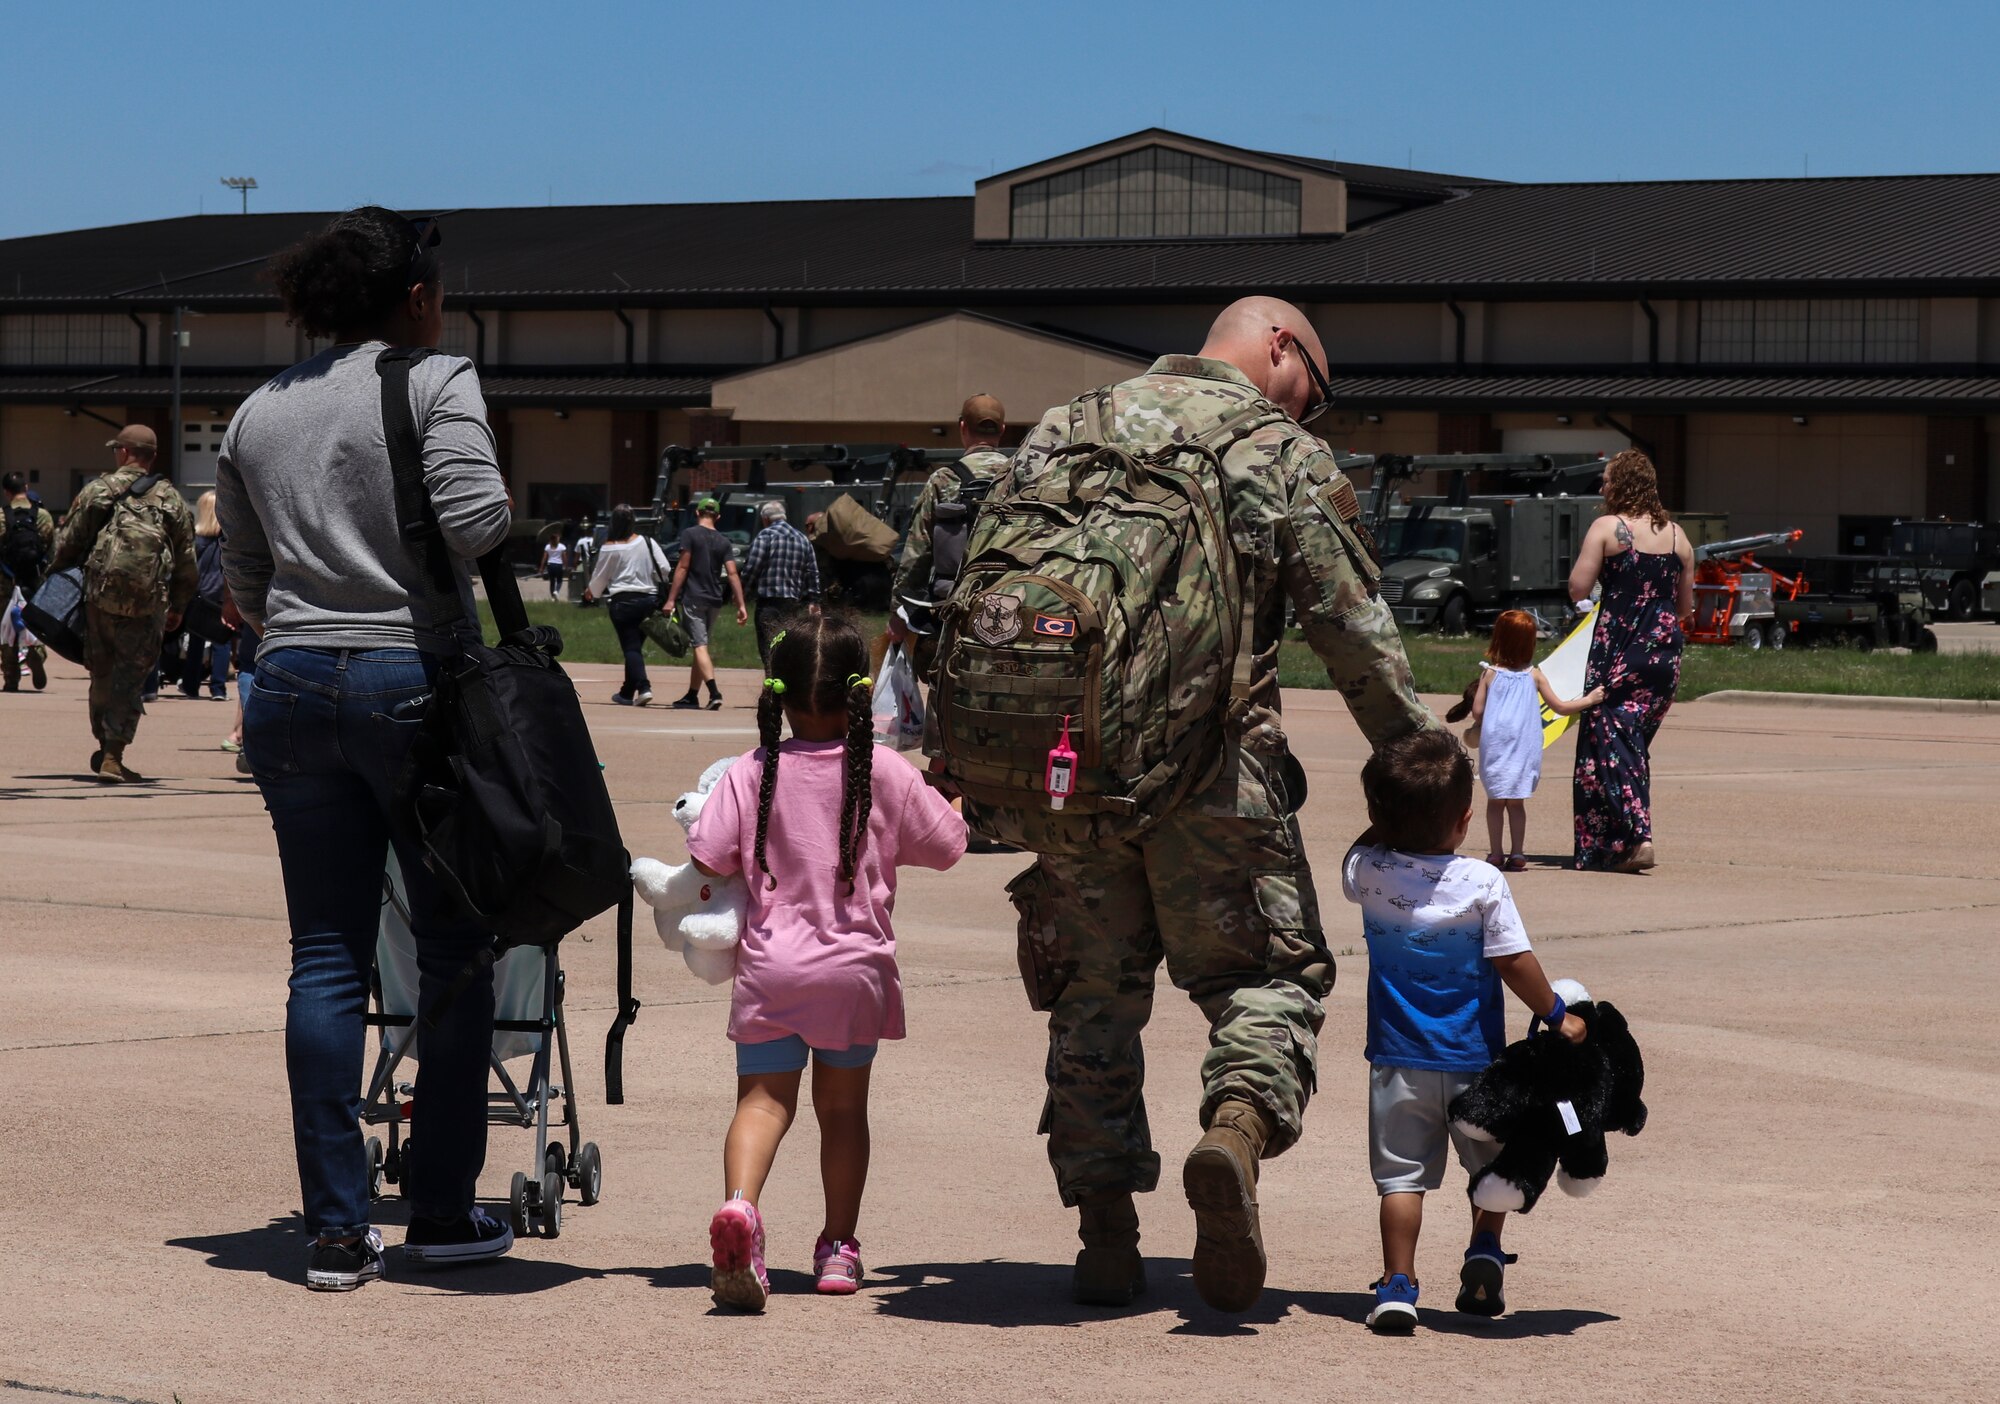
[686,614,965,1311]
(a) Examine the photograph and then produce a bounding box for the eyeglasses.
[408,216,442,283]
[1274,326,1334,426]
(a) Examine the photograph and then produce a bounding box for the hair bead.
[762,678,786,694]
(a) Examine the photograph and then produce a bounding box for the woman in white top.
[540,535,569,599]
[583,504,672,705]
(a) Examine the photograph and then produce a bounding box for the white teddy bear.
[630,756,749,985]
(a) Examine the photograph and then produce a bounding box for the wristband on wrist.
[1541,993,1567,1034]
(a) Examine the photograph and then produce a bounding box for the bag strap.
[378,347,531,642]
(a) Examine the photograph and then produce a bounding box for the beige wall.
[1486,301,1630,364]
[506,408,612,500]
[1685,412,1925,544]
[652,309,768,364]
[0,405,128,507]
[177,313,270,365]
[1315,302,1437,365]
[709,314,1146,426]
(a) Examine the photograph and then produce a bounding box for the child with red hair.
[1467,611,1603,870]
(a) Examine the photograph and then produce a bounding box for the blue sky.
[1,0,1993,239]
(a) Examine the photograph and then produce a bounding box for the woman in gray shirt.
[216,207,514,1291]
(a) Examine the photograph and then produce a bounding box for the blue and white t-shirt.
[1341,844,1532,1073]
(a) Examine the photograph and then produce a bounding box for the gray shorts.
[683,604,718,648]
[1368,1064,1501,1195]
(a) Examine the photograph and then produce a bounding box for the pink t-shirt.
[686,740,966,1050]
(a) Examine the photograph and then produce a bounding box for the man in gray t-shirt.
[662,497,746,709]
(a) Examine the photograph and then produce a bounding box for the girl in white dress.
[1468,610,1604,870]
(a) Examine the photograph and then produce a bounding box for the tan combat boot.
[94,749,139,784]
[1182,1099,1272,1312]
[1071,1192,1146,1306]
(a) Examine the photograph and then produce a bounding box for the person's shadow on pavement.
[167,1211,605,1295]
[864,1258,1618,1339]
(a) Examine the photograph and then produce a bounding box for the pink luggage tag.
[1045,715,1077,810]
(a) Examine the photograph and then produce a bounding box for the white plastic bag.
[872,643,925,751]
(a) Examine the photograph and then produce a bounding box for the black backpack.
[925,458,1000,607]
[3,502,45,594]
[378,348,630,951]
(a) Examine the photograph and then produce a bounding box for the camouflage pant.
[1007,741,1331,1207]
[84,604,164,750]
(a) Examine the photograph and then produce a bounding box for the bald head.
[1198,296,1328,423]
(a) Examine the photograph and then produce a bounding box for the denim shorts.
[735,1034,878,1076]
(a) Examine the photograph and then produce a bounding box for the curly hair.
[752,613,875,892]
[1600,449,1670,530]
[265,206,433,341]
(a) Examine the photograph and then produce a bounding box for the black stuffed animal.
[1447,979,1647,1214]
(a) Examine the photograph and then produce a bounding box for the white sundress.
[1478,665,1542,800]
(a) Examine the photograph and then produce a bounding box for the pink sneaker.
[709,1196,769,1311]
[813,1234,863,1295]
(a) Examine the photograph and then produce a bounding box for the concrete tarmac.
[4,656,1997,1403]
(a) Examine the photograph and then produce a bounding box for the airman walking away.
[890,392,1011,679]
[49,425,197,781]
[929,298,1433,1311]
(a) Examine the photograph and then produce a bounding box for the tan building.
[3,128,1996,549]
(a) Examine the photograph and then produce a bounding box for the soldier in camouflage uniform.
[49,425,198,782]
[888,392,1012,679]
[1000,298,1433,1311]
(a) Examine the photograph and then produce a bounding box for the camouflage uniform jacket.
[52,467,199,618]
[891,447,1012,609]
[1005,355,1432,751]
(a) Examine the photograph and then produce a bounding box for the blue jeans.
[605,589,659,697]
[246,647,496,1238]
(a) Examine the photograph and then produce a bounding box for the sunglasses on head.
[1273,326,1333,426]
[408,216,442,282]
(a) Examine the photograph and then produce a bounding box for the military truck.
[1337,453,1605,633]
[1888,518,2000,620]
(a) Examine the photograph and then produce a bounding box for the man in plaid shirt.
[741,499,821,666]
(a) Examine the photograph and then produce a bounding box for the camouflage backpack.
[84,473,176,617]
[930,388,1282,854]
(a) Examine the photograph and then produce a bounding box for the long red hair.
[1485,610,1536,670]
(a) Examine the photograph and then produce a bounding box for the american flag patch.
[1033,614,1077,637]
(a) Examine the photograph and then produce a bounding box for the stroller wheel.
[508,1172,531,1240]
[539,1170,564,1238]
[543,1143,567,1180]
[575,1142,603,1206]
[366,1137,386,1200]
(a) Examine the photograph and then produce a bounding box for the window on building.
[1698,298,1919,364]
[0,314,141,366]
[1011,146,1301,241]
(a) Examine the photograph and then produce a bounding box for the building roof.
[0,369,714,407]
[7,171,1999,311]
[1332,369,2000,414]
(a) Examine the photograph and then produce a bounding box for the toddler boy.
[1343,728,1584,1333]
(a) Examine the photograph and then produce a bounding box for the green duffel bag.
[642,606,690,658]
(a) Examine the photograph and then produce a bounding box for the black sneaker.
[611,692,636,707]
[307,1229,385,1292]
[403,1206,514,1267]
[705,695,724,711]
[671,695,702,711]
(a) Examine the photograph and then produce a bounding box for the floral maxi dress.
[1572,543,1684,868]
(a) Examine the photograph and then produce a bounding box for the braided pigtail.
[753,679,785,890]
[838,674,876,891]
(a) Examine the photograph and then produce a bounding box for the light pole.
[220,176,257,214]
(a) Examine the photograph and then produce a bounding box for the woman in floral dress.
[1567,451,1694,872]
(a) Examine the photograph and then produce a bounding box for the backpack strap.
[1184,401,1287,722]
[378,347,530,642]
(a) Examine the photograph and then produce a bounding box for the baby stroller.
[361,852,603,1240]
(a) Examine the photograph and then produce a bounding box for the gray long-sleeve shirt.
[216,342,510,658]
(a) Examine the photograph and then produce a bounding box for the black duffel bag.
[379,348,629,951]
[23,566,88,664]
[181,594,234,645]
